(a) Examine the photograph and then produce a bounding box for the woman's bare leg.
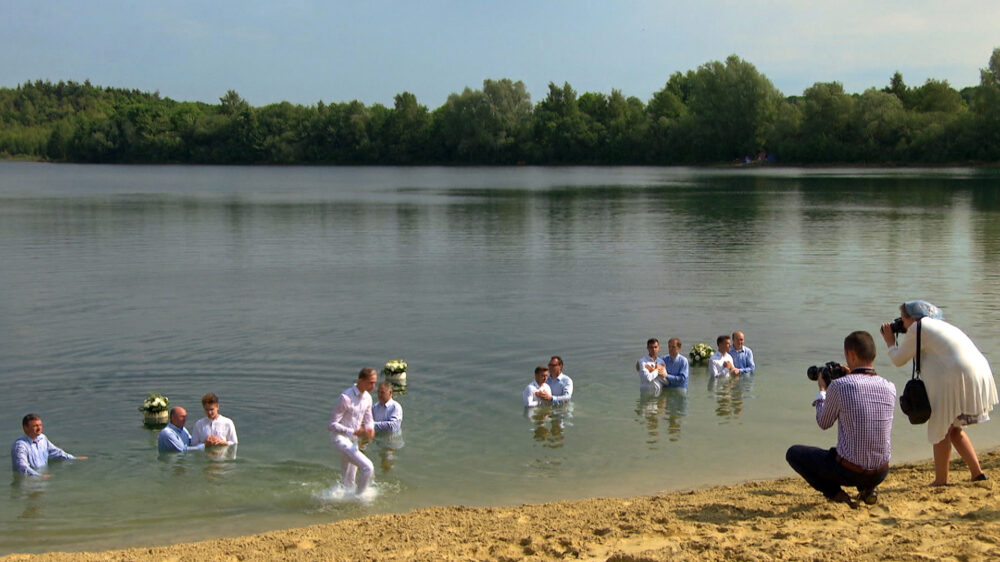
[932,437,951,485]
[949,426,984,479]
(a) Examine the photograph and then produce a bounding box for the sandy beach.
[4,449,999,561]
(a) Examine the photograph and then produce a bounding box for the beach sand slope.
[4,450,999,561]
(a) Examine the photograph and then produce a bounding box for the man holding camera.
[786,331,895,507]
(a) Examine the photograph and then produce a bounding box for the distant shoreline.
[7,449,998,561]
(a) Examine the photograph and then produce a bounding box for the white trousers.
[332,434,374,493]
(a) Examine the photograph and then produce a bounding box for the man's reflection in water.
[708,373,755,420]
[524,403,573,449]
[204,444,238,481]
[371,432,405,472]
[10,477,47,519]
[635,388,688,444]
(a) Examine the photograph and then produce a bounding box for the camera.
[888,317,907,335]
[806,361,849,386]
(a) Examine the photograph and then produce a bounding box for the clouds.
[2,1,997,109]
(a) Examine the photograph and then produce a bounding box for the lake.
[2,163,1000,554]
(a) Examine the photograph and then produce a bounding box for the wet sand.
[4,449,999,561]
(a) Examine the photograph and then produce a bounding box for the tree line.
[2,49,999,165]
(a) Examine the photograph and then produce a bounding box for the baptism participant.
[661,338,690,388]
[731,331,756,374]
[372,382,402,433]
[637,338,668,393]
[191,393,238,447]
[523,365,551,407]
[329,367,377,495]
[535,356,573,405]
[11,414,87,477]
[709,335,740,377]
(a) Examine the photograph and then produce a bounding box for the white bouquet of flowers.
[382,359,407,383]
[139,392,170,413]
[689,343,713,365]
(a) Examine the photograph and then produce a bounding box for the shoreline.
[4,449,998,561]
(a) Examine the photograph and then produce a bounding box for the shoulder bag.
[899,319,932,424]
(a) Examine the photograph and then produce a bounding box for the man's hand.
[656,364,667,375]
[536,389,553,401]
[204,435,226,446]
[817,376,828,391]
[644,363,657,373]
[355,426,374,440]
[880,322,896,346]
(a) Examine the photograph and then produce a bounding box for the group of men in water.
[636,331,756,394]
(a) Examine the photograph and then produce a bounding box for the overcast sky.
[3,1,998,109]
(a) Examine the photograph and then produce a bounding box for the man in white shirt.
[191,393,237,447]
[523,365,551,407]
[329,367,377,495]
[709,334,740,377]
[535,356,573,405]
[636,338,668,393]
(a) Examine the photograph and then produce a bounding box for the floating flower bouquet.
[689,343,714,365]
[382,359,408,384]
[139,393,170,427]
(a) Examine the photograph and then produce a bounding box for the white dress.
[887,317,999,443]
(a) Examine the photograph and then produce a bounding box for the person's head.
[716,335,731,353]
[899,300,942,330]
[667,338,682,357]
[21,413,43,439]
[169,406,188,428]
[377,381,393,405]
[201,393,220,420]
[646,338,660,357]
[844,331,877,368]
[548,356,563,376]
[357,367,378,393]
[732,331,745,350]
[534,365,549,386]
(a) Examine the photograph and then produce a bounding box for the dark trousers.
[786,445,888,499]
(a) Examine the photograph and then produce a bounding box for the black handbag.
[900,320,932,424]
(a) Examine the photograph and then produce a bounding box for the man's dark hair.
[358,367,377,379]
[201,393,219,407]
[22,413,41,428]
[534,365,549,376]
[844,330,877,363]
[717,334,731,346]
[550,355,563,367]
[646,338,659,346]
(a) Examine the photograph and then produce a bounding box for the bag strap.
[912,319,922,380]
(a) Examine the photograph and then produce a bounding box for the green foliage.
[3,47,1000,165]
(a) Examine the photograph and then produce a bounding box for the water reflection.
[524,404,573,448]
[635,388,688,444]
[708,374,755,421]
[9,478,48,520]
[371,433,405,472]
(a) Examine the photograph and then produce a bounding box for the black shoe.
[857,488,878,505]
[829,490,857,509]
[973,473,988,482]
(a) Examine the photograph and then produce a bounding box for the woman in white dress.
[881,300,999,486]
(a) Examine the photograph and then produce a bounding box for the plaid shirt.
[815,372,896,469]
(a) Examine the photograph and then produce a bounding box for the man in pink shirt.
[329,367,377,495]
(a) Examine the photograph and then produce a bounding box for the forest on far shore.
[2,49,999,166]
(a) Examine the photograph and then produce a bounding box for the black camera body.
[806,361,849,386]
[889,317,907,335]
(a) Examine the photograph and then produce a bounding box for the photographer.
[880,300,998,486]
[786,331,895,507]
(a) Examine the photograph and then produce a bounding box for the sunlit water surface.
[2,163,1000,553]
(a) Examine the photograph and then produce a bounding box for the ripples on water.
[2,164,1000,553]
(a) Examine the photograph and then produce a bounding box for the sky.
[2,1,998,109]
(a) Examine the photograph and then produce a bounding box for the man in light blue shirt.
[11,413,86,477]
[372,382,403,433]
[661,338,690,388]
[157,406,206,453]
[731,331,756,374]
[537,356,573,405]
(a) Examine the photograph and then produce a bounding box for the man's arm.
[12,441,41,477]
[815,380,841,430]
[739,350,756,374]
[328,394,355,437]
[664,358,688,387]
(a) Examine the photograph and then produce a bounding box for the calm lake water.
[2,163,1000,554]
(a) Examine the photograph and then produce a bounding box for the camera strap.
[912,320,922,380]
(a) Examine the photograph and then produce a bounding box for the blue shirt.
[662,355,689,388]
[11,434,75,476]
[372,398,403,433]
[547,373,574,405]
[731,346,755,374]
[157,424,204,453]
